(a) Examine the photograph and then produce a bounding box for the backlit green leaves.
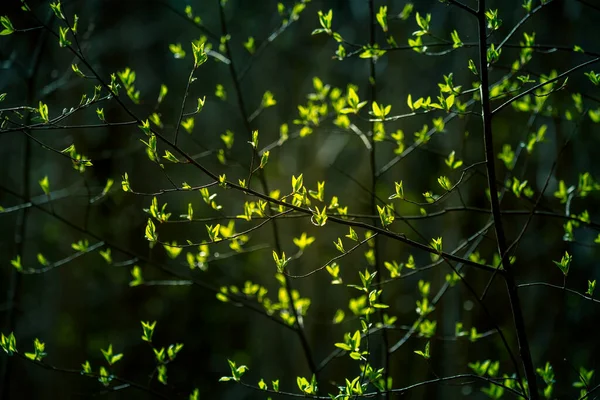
[469,359,499,377]
[371,101,391,120]
[526,124,546,153]
[584,71,600,86]
[250,130,258,149]
[297,375,318,395]
[535,361,555,399]
[1,16,15,35]
[384,260,402,278]
[261,91,277,108]
[413,12,431,36]
[327,263,342,285]
[376,6,388,32]
[431,237,442,253]
[121,172,131,192]
[450,30,462,48]
[313,9,332,35]
[163,242,183,259]
[587,280,596,297]
[511,177,533,198]
[291,174,304,193]
[58,26,71,47]
[215,84,227,100]
[243,36,255,54]
[333,237,345,253]
[553,251,571,276]
[181,117,194,133]
[148,197,171,222]
[293,232,315,251]
[192,42,207,69]
[437,176,452,191]
[0,332,17,355]
[11,255,22,271]
[200,187,222,210]
[445,151,463,169]
[145,219,157,242]
[414,341,430,360]
[497,144,515,169]
[219,360,249,382]
[39,175,50,195]
[341,87,367,114]
[389,181,404,200]
[485,9,502,31]
[184,5,202,24]
[206,224,221,242]
[335,330,364,361]
[553,180,572,204]
[346,227,358,241]
[99,248,112,264]
[169,43,186,58]
[101,344,123,366]
[311,206,328,226]
[259,151,270,169]
[50,1,65,20]
[129,266,144,286]
[117,67,140,104]
[376,204,395,227]
[468,59,478,75]
[196,96,206,113]
[61,144,93,172]
[38,101,49,123]
[308,181,325,202]
[486,43,501,64]
[24,338,46,361]
[273,251,290,272]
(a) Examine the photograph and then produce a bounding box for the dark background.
[1,0,600,398]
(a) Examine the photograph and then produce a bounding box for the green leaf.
[162,150,179,163]
[293,232,315,251]
[414,341,430,359]
[50,2,65,19]
[58,26,71,47]
[192,41,207,68]
[38,175,50,195]
[129,266,144,287]
[261,91,276,108]
[101,344,123,366]
[292,174,304,193]
[0,16,15,35]
[99,248,112,264]
[181,117,195,134]
[587,280,596,297]
[38,101,49,123]
[243,36,255,54]
[10,255,22,271]
[121,173,131,192]
[169,43,186,59]
[552,251,572,276]
[1,332,17,355]
[376,6,388,32]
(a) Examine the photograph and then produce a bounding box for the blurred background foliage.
[1,0,600,398]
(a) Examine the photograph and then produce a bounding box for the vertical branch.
[216,0,318,380]
[476,1,539,398]
[0,13,52,396]
[367,0,390,393]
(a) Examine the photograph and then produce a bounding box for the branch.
[444,0,477,16]
[477,1,538,397]
[215,0,318,379]
[492,57,600,115]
